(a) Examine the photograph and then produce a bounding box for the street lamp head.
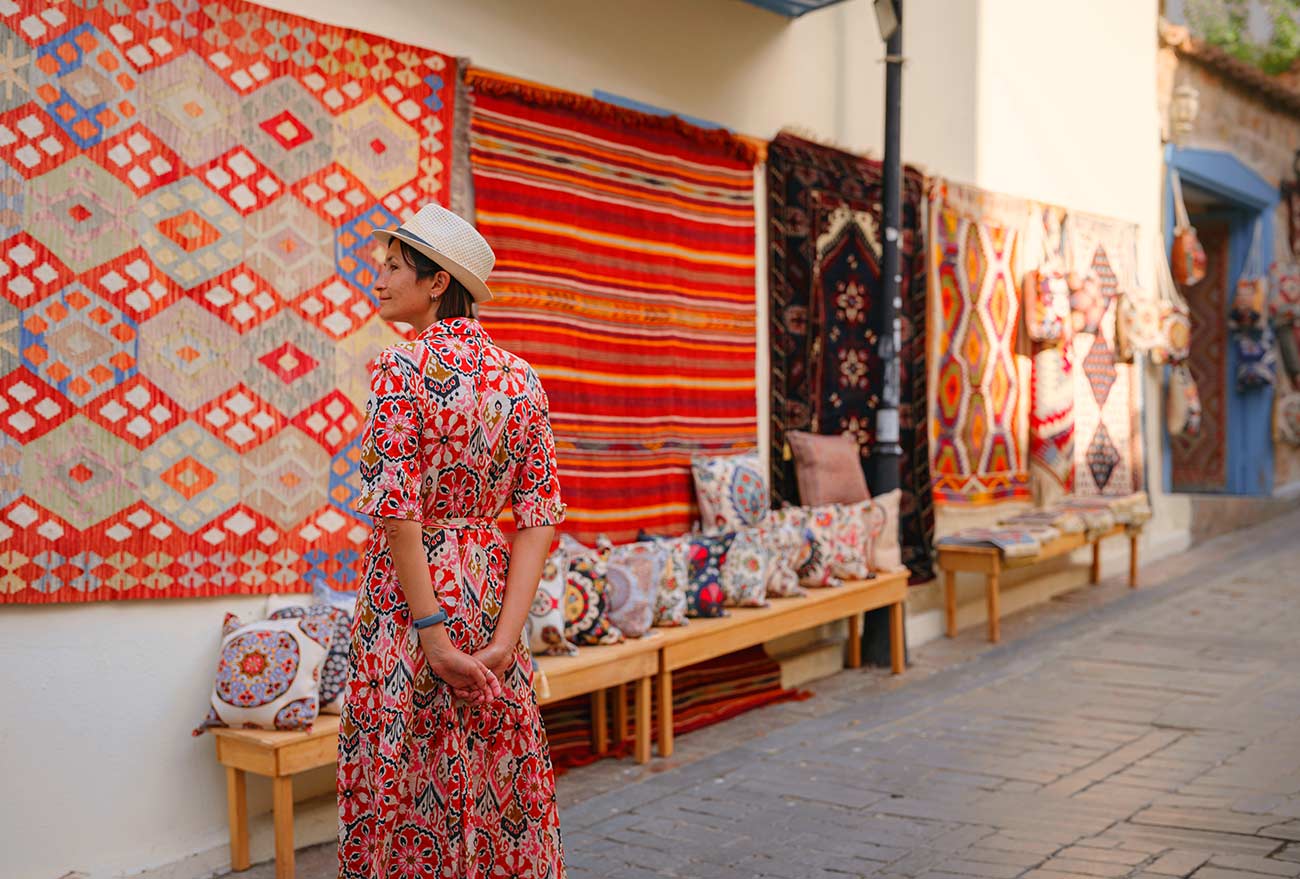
[874,0,900,41]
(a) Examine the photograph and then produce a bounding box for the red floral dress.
[339,317,567,879]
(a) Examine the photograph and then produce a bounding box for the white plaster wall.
[0,3,1179,878]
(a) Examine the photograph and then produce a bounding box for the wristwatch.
[412,609,449,630]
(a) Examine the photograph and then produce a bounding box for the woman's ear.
[429,270,452,300]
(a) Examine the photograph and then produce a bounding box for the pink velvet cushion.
[787,431,871,507]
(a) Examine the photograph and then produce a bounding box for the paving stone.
[1147,851,1213,876]
[1039,857,1137,877]
[934,858,1030,878]
[1056,846,1151,866]
[1206,856,1300,877]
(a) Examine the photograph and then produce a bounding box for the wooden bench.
[938,523,1140,644]
[212,639,659,879]
[212,717,339,879]
[651,568,910,758]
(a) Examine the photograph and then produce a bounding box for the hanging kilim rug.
[1170,221,1229,492]
[766,132,934,582]
[927,181,1030,506]
[468,70,758,543]
[1067,236,1136,497]
[0,3,455,603]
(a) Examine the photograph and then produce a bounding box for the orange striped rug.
[542,646,810,774]
[468,71,760,542]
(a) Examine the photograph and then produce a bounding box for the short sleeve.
[354,347,425,521]
[512,380,566,530]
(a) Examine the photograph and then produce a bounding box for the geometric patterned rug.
[927,182,1030,506]
[0,2,454,602]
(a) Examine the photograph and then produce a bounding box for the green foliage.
[1185,0,1300,75]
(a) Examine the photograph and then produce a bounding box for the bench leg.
[889,601,905,674]
[591,688,608,755]
[846,613,862,669]
[986,566,1001,644]
[224,767,250,872]
[614,682,629,746]
[1090,539,1102,585]
[944,568,957,638]
[1129,532,1139,589]
[272,776,294,879]
[634,675,652,764]
[657,669,674,758]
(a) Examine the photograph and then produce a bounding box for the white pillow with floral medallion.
[193,612,335,735]
[720,527,773,607]
[527,547,578,656]
[691,452,769,533]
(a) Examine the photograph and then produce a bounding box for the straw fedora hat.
[373,204,495,303]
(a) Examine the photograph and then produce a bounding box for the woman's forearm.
[383,518,456,653]
[494,525,555,650]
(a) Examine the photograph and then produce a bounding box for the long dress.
[338,316,567,879]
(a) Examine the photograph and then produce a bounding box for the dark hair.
[396,240,475,320]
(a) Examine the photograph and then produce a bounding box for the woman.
[338,203,567,878]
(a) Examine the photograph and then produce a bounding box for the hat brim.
[374,228,494,303]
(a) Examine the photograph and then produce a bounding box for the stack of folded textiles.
[1054,491,1151,528]
[935,527,1049,558]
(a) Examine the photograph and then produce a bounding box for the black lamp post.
[870,0,903,495]
[863,0,907,668]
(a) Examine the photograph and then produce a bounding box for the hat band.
[395,227,434,249]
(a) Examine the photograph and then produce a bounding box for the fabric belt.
[424,517,498,530]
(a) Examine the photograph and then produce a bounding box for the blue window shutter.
[738,0,851,18]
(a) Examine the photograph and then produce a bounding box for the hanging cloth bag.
[1236,327,1278,391]
[1270,261,1300,381]
[1023,211,1072,344]
[1169,169,1207,286]
[1230,220,1268,330]
[1167,363,1203,438]
[1151,232,1192,366]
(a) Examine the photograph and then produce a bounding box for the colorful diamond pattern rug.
[927,182,1029,506]
[766,133,934,583]
[1071,293,1134,496]
[0,1,454,603]
[468,71,759,543]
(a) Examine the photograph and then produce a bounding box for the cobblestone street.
[240,510,1300,879]
[556,510,1300,879]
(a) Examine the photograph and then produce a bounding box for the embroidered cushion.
[786,431,871,507]
[310,580,360,616]
[756,518,809,597]
[691,452,768,532]
[670,532,734,618]
[264,604,350,714]
[720,527,771,607]
[603,538,662,638]
[193,612,334,735]
[559,535,624,645]
[634,532,691,627]
[869,489,904,572]
[767,505,866,587]
[528,548,578,656]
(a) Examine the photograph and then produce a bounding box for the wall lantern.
[874,0,900,41]
[1170,83,1200,146]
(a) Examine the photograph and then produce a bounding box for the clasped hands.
[418,627,513,706]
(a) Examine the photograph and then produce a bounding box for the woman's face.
[374,240,444,329]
